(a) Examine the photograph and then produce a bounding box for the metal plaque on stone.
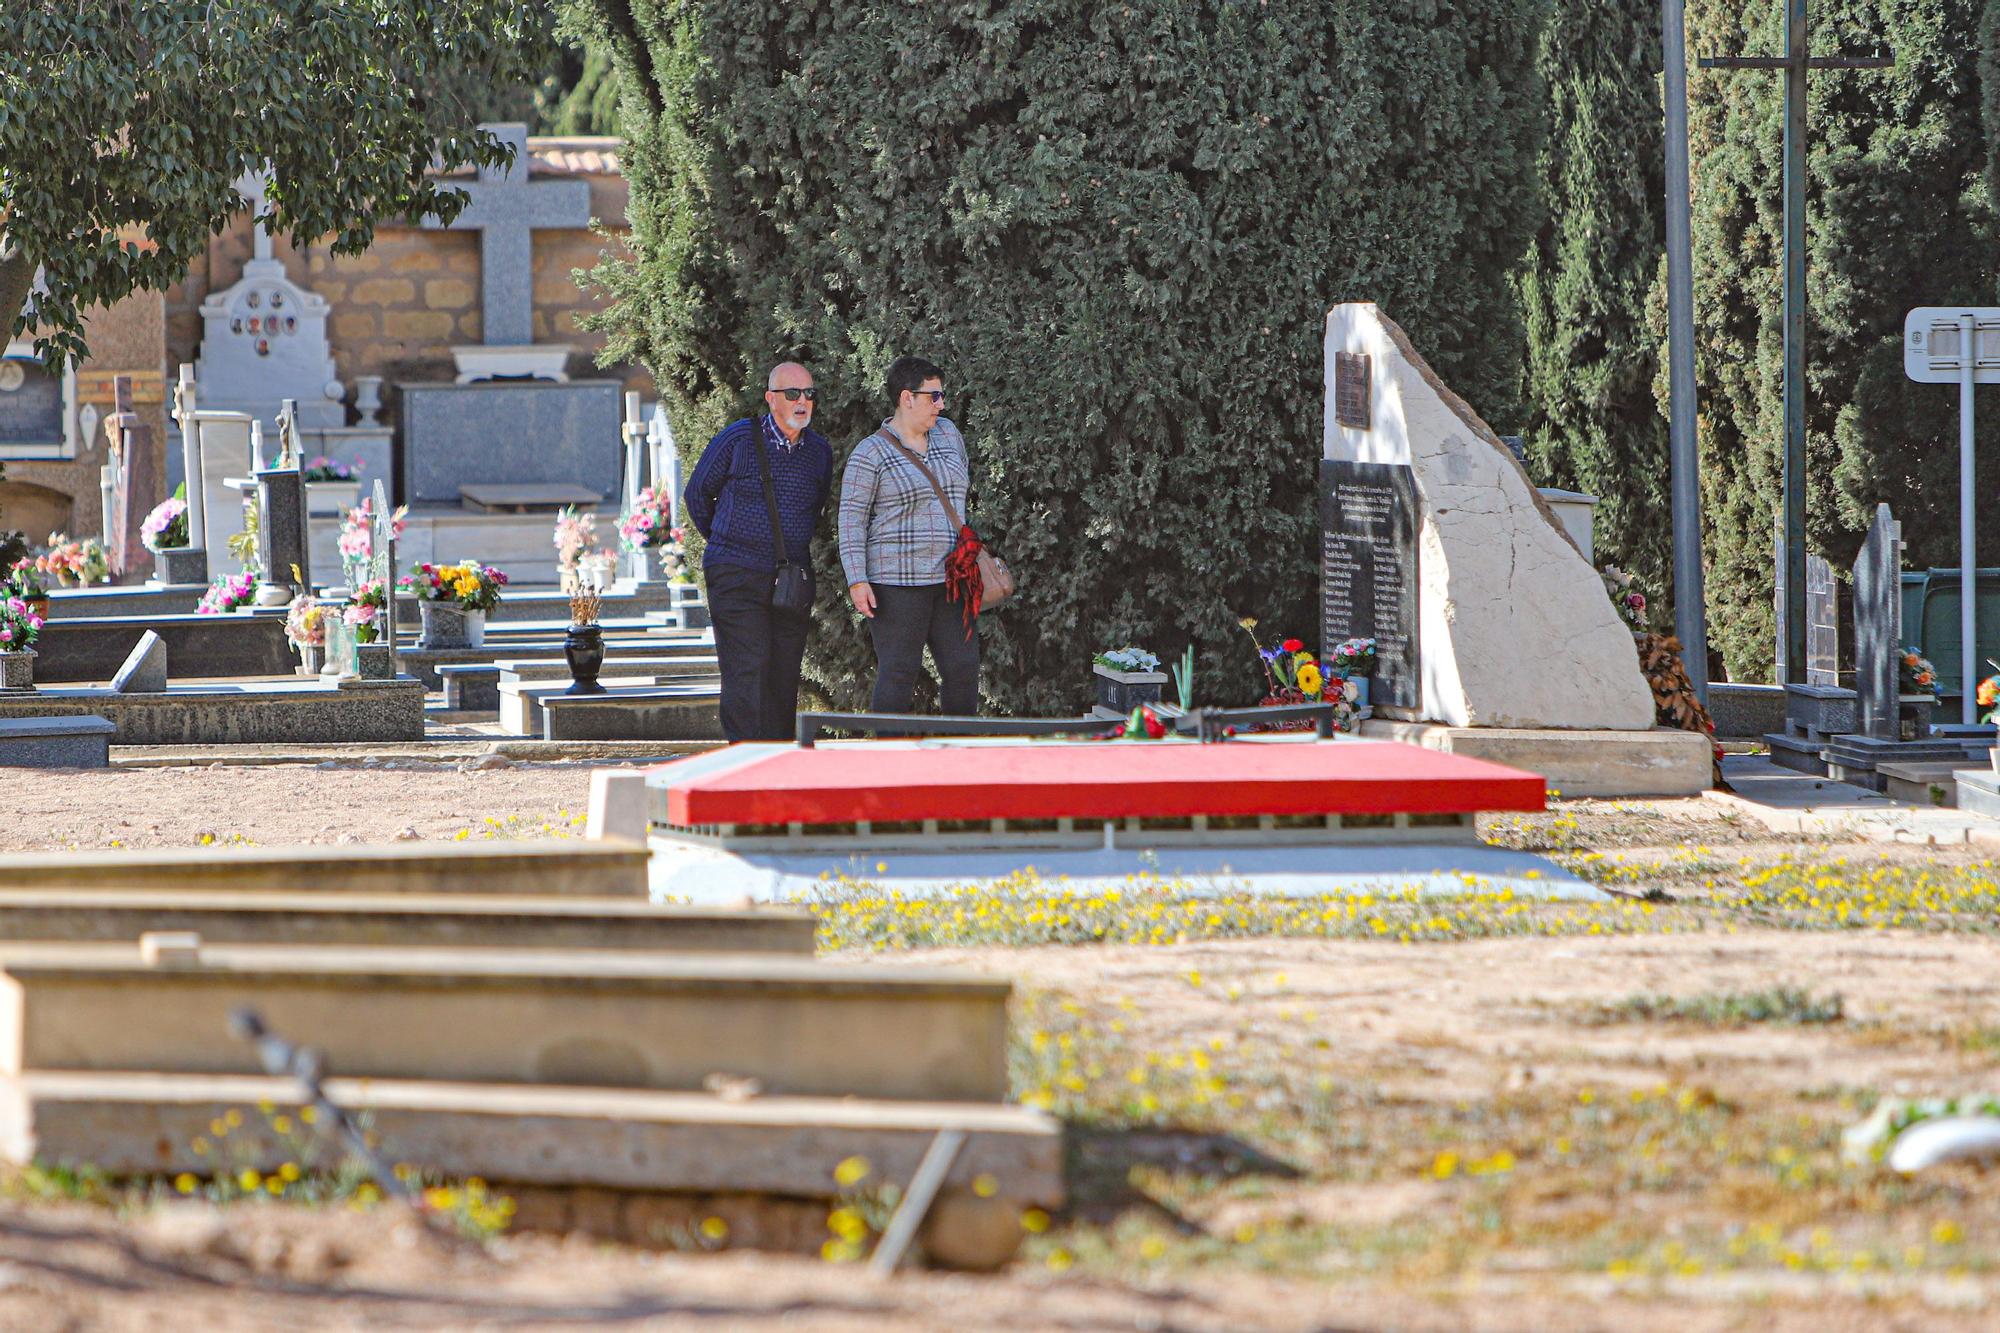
[1334,353,1372,430]
[1319,458,1419,711]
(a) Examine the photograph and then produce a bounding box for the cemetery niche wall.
[1324,303,1654,732]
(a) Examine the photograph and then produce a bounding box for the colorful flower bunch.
[403,562,508,613]
[141,495,189,553]
[4,559,48,602]
[0,594,45,653]
[619,488,677,550]
[34,533,109,587]
[1094,646,1161,674]
[344,579,387,643]
[284,595,326,649]
[337,498,408,564]
[1899,647,1938,696]
[1328,637,1376,676]
[1978,670,1999,724]
[1235,616,1357,732]
[302,455,363,484]
[195,571,259,615]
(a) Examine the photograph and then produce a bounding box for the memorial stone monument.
[1322,303,1652,730]
[400,124,621,508]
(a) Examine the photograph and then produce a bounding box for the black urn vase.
[563,623,608,695]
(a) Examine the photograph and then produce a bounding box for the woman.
[837,355,981,714]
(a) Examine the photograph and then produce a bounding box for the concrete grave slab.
[0,1072,1063,1210]
[0,889,814,953]
[540,688,725,742]
[0,716,115,769]
[1358,720,1711,798]
[0,677,424,745]
[0,840,650,896]
[109,631,167,693]
[34,613,292,683]
[0,944,1012,1102]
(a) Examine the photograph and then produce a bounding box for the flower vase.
[564,623,608,695]
[418,601,485,650]
[0,650,34,692]
[296,643,323,677]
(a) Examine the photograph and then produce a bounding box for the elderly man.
[685,362,833,742]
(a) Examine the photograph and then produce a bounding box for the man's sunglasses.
[769,387,817,402]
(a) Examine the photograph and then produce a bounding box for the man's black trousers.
[705,560,812,742]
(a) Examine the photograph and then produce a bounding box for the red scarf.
[945,524,984,632]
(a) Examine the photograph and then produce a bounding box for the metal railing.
[794,701,1337,747]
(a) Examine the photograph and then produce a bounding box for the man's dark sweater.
[685,416,833,571]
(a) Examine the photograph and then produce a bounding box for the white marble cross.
[173,364,204,547]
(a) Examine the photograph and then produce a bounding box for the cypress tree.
[1685,0,1998,680]
[574,0,1549,714]
[1520,0,1671,601]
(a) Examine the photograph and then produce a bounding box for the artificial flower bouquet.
[403,562,508,613]
[553,506,600,574]
[284,595,327,649]
[0,594,44,653]
[4,558,48,602]
[141,489,190,552]
[1899,647,1938,697]
[302,455,363,484]
[337,497,409,565]
[1094,646,1161,675]
[196,571,259,615]
[1601,565,1649,632]
[1237,617,1356,732]
[1328,637,1376,678]
[344,579,387,643]
[35,533,109,587]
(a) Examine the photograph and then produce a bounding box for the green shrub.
[577,0,1549,713]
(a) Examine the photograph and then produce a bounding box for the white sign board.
[1904,307,2000,384]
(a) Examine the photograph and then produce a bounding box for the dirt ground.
[2,767,2000,1329]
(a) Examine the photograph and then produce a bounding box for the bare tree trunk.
[0,237,36,345]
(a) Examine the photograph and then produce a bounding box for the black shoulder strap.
[752,420,789,566]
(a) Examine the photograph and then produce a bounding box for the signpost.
[1904,306,2000,724]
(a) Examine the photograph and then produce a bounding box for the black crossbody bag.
[753,427,815,614]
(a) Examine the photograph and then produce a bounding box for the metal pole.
[1962,312,1978,724]
[1780,0,1809,685]
[1663,0,1707,700]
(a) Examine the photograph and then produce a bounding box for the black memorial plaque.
[1334,353,1372,430]
[1320,458,1420,711]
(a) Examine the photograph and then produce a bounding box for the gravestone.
[398,380,622,505]
[110,632,167,694]
[254,462,309,601]
[1852,503,1902,742]
[102,377,162,579]
[192,173,344,433]
[1817,503,1972,788]
[1323,303,1652,729]
[1804,554,1845,688]
[1319,459,1419,709]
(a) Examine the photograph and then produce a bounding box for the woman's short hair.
[886,355,942,407]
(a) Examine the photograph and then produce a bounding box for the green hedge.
[579,0,1548,712]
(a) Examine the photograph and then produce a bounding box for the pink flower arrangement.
[35,533,109,587]
[337,498,408,564]
[284,595,326,648]
[0,595,45,652]
[343,580,387,643]
[302,455,364,484]
[553,506,604,574]
[196,572,260,615]
[140,497,189,552]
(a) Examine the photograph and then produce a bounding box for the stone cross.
[419,123,590,347]
[172,363,204,548]
[1851,503,1903,741]
[648,407,680,526]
